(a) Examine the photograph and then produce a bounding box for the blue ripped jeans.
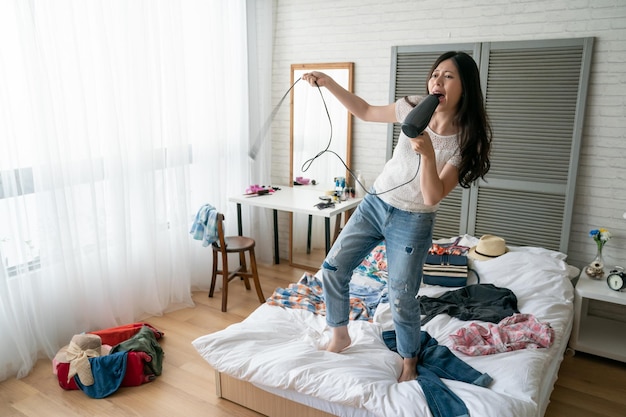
[322,192,435,359]
[383,330,493,417]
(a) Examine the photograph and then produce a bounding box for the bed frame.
[216,371,335,417]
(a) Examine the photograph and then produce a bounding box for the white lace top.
[373,95,461,213]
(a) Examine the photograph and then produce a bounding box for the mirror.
[289,62,354,270]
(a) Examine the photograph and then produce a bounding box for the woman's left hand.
[409,131,435,158]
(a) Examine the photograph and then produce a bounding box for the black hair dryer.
[401,94,441,138]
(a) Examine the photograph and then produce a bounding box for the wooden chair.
[209,213,265,312]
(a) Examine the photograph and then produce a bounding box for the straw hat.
[55,333,104,386]
[468,235,509,261]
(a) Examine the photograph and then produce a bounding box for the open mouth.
[432,93,443,97]
[431,92,444,102]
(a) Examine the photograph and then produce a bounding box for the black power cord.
[252,78,441,196]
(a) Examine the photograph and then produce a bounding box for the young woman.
[301,51,492,382]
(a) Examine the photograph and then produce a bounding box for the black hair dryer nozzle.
[401,94,441,138]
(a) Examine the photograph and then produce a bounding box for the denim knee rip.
[322,244,342,271]
[322,252,337,271]
[390,277,414,313]
[322,260,337,271]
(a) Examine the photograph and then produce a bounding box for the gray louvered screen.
[485,45,583,184]
[432,187,463,240]
[473,39,593,252]
[473,188,565,251]
[389,39,593,252]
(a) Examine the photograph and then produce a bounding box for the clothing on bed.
[428,236,469,256]
[353,242,388,282]
[450,313,555,356]
[347,282,388,312]
[266,273,378,321]
[418,283,519,324]
[383,330,493,417]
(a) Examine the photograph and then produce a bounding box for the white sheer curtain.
[0,0,272,382]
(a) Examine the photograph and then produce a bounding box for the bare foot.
[398,357,418,382]
[326,326,351,353]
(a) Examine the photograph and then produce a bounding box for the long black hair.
[427,51,492,188]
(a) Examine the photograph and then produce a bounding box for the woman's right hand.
[301,71,332,87]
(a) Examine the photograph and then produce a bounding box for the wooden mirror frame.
[289,62,354,270]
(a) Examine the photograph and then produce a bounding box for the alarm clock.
[607,267,626,292]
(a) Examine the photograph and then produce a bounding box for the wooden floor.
[1,261,626,417]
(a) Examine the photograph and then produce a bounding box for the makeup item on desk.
[334,176,346,201]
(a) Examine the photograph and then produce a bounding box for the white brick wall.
[270,0,626,270]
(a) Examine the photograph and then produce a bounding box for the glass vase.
[584,246,605,279]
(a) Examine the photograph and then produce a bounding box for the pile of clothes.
[53,323,164,398]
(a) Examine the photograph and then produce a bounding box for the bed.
[192,235,577,417]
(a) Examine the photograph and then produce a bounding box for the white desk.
[229,186,362,264]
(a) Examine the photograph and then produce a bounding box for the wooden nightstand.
[570,272,626,362]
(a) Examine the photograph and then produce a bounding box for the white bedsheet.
[193,238,574,417]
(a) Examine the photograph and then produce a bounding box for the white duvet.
[193,237,575,417]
